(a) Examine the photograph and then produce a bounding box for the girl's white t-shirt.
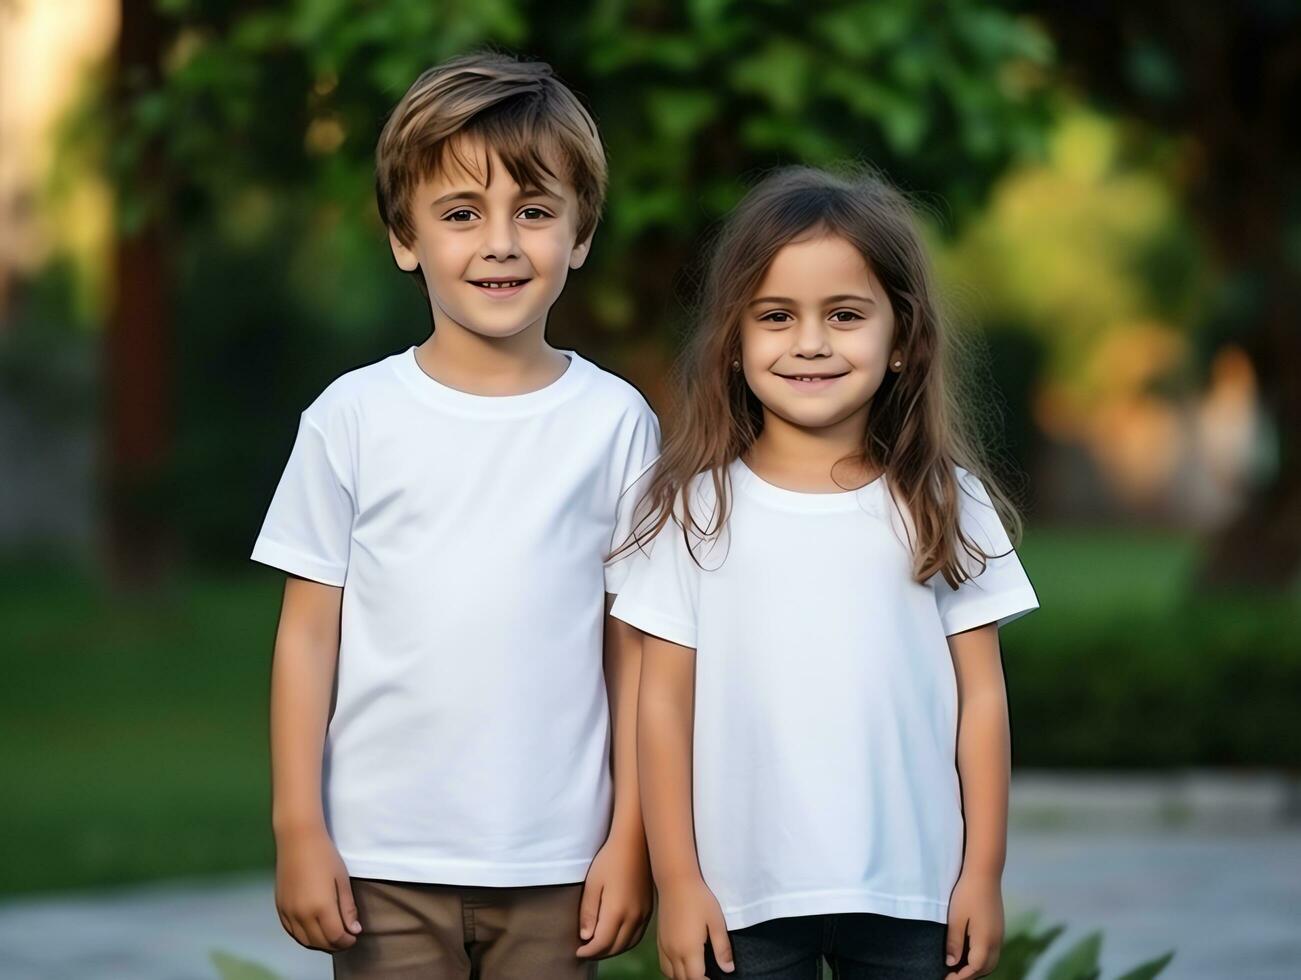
[610,458,1039,929]
[251,346,660,886]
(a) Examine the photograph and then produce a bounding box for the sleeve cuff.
[940,587,1040,637]
[610,594,697,649]
[250,538,347,587]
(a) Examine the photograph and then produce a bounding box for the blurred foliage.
[111,0,1056,234]
[41,0,1065,562]
[935,108,1207,416]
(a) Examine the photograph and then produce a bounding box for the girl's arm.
[945,622,1011,979]
[269,575,361,953]
[576,598,654,958]
[638,634,735,977]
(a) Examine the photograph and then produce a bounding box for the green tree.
[101,0,1056,574]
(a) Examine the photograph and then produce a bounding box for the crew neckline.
[393,344,592,417]
[732,456,884,512]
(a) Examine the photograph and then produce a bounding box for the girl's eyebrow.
[749,294,877,306]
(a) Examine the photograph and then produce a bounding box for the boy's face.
[389,137,591,341]
[740,232,901,434]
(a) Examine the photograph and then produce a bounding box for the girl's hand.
[944,870,1004,979]
[274,824,362,952]
[655,875,734,979]
[576,832,655,959]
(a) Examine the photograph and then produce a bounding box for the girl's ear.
[570,233,594,270]
[388,228,420,272]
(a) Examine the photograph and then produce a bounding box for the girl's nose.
[791,317,832,356]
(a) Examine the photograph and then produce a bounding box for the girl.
[609,166,1040,980]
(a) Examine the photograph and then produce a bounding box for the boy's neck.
[415,316,570,397]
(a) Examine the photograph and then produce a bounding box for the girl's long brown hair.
[615,164,1024,590]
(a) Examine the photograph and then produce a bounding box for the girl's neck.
[745,405,879,493]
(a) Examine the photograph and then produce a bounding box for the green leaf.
[988,920,1065,980]
[209,950,283,980]
[645,89,719,143]
[1044,930,1103,980]
[728,39,811,114]
[1113,950,1176,980]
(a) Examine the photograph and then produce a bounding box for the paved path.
[3,826,1298,980]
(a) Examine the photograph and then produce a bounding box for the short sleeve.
[250,412,355,587]
[604,401,663,594]
[609,503,702,650]
[933,469,1040,637]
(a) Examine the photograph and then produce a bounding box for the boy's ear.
[569,232,595,271]
[388,228,420,273]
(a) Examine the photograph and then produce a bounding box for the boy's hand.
[654,874,733,979]
[944,870,1004,979]
[575,831,654,959]
[274,824,363,953]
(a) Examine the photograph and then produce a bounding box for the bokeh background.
[2,1,1298,978]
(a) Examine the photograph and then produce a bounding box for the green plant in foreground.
[210,908,1175,979]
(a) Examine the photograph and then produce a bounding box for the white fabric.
[611,458,1039,929]
[251,345,660,886]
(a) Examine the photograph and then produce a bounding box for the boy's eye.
[518,207,552,220]
[443,209,477,222]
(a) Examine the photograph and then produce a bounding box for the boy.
[251,52,659,978]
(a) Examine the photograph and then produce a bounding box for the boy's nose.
[481,214,520,261]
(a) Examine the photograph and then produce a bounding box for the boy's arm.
[944,622,1011,978]
[637,633,735,976]
[576,595,654,958]
[604,593,648,843]
[269,575,362,953]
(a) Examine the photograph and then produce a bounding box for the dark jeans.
[704,912,948,979]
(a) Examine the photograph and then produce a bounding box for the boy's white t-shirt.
[251,345,660,886]
[610,458,1039,929]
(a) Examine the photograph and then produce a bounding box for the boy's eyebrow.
[431,189,485,206]
[430,187,564,207]
[749,294,877,306]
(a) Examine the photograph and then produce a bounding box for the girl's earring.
[892,359,903,370]
[732,359,741,371]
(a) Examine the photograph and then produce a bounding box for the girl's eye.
[443,209,477,222]
[518,207,552,220]
[758,311,793,323]
[830,310,863,323]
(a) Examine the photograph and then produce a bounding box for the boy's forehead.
[419,133,574,198]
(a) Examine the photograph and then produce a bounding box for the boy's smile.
[389,135,591,341]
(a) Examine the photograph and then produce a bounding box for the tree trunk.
[103,0,173,586]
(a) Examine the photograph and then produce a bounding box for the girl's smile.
[775,369,850,392]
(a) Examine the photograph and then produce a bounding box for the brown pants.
[332,878,599,979]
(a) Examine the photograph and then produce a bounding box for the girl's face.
[740,232,900,434]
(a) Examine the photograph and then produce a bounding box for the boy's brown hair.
[375,51,607,294]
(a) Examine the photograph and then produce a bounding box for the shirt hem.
[250,538,346,587]
[609,595,696,649]
[721,888,949,930]
[940,587,1040,637]
[338,853,594,888]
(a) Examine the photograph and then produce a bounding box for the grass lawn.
[0,528,1242,898]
